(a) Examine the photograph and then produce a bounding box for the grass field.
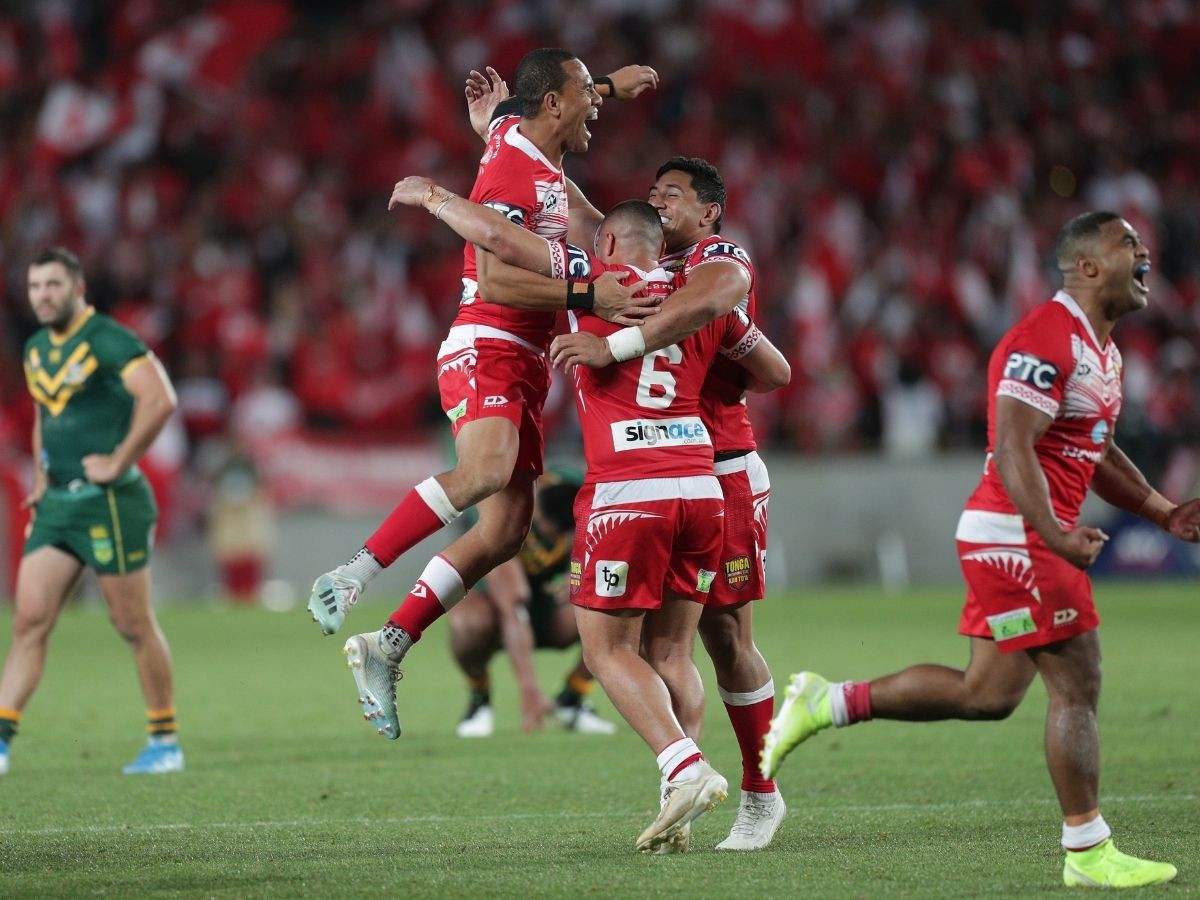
[0,580,1196,898]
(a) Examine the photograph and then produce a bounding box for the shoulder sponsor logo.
[985,607,1037,642]
[1003,351,1059,391]
[595,560,628,597]
[566,244,592,280]
[723,555,751,590]
[701,241,751,266]
[483,395,509,408]
[483,201,526,226]
[1052,608,1078,627]
[611,417,710,451]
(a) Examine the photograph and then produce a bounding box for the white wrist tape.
[606,327,646,362]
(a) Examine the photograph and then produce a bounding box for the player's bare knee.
[966,687,1025,720]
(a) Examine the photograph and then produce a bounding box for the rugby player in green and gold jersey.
[0,248,182,776]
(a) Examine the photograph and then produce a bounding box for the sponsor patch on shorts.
[446,398,468,425]
[723,555,751,590]
[595,560,628,597]
[986,607,1037,642]
[569,558,582,595]
[696,569,716,593]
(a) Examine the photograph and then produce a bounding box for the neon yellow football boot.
[1063,839,1177,888]
[759,672,833,780]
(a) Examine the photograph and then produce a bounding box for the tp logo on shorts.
[595,560,628,597]
[696,569,716,593]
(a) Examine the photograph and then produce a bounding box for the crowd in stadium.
[1,0,1198,482]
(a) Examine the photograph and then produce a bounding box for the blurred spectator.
[1,0,1198,486]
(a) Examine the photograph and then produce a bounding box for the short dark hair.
[31,247,84,282]
[603,199,664,245]
[537,480,579,535]
[1054,211,1122,271]
[514,48,578,119]
[655,156,727,231]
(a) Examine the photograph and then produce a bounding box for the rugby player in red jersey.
[304,49,657,741]
[761,212,1200,889]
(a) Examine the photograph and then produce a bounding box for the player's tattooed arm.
[993,397,1108,569]
[1092,443,1200,542]
[391,176,557,276]
[479,256,652,324]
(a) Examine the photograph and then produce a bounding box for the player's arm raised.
[550,259,749,370]
[82,354,177,486]
[1090,442,1200,542]
[483,556,553,732]
[992,397,1108,569]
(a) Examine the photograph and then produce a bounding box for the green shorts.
[25,470,157,575]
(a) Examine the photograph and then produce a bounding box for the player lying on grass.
[449,466,615,737]
[761,212,1200,889]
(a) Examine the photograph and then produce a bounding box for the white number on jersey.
[635,345,682,409]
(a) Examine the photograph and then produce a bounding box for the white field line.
[1,794,1194,837]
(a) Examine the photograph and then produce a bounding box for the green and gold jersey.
[23,307,150,485]
[519,464,584,613]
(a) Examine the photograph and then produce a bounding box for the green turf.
[0,580,1196,897]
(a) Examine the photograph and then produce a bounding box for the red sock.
[365,480,456,567]
[844,680,874,724]
[669,752,703,781]
[724,697,776,793]
[386,555,465,642]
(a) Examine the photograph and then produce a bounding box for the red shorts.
[437,326,550,477]
[955,509,1098,653]
[708,451,769,606]
[569,475,724,611]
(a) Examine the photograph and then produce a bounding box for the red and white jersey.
[965,291,1124,526]
[661,235,759,453]
[567,247,761,483]
[455,115,570,350]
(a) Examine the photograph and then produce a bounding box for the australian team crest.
[89,524,114,564]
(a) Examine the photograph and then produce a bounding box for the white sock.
[828,681,851,726]
[656,737,702,782]
[1062,814,1111,851]
[417,555,467,611]
[717,678,774,706]
[341,548,383,585]
[379,624,413,662]
[416,477,462,524]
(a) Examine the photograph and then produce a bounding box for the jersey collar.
[1051,290,1106,352]
[507,122,563,174]
[48,305,95,346]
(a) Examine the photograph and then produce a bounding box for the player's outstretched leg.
[635,759,729,852]
[1063,839,1177,888]
[760,672,833,779]
[343,629,404,739]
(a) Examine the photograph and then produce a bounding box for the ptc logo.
[595,560,628,597]
[1003,352,1059,391]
